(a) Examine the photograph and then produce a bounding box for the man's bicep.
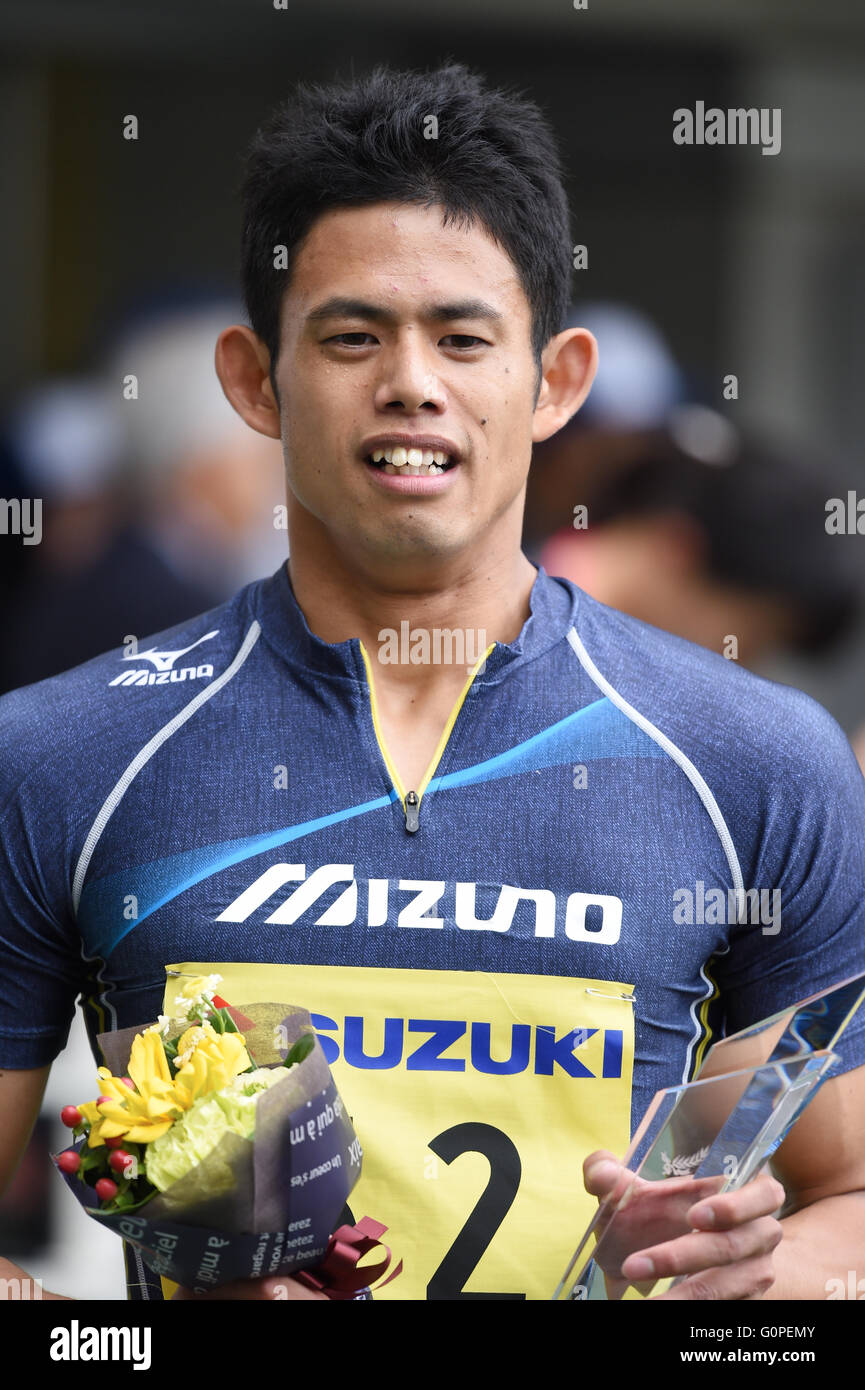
[0,1063,51,1196]
[717,700,865,1039]
[0,798,87,1070]
[771,1063,865,1207]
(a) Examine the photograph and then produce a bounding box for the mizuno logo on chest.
[215,863,623,943]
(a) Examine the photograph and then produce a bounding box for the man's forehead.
[285,201,525,313]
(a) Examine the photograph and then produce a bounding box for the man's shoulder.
[0,581,263,813]
[570,588,852,788]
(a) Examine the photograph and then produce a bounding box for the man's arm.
[0,1063,73,1300]
[762,1062,865,1299]
[692,688,865,1298]
[0,1064,322,1302]
[0,1063,51,1196]
[585,1061,865,1300]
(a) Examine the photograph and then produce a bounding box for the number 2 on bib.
[426,1123,526,1300]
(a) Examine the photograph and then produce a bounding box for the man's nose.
[373,333,446,412]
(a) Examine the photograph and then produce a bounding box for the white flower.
[146,1014,172,1036]
[173,974,223,1025]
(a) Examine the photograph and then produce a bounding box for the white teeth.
[370,445,455,469]
[377,461,446,477]
[368,445,454,477]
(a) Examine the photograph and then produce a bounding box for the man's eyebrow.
[430,300,504,324]
[305,296,504,325]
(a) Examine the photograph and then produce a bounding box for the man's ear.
[214,325,281,441]
[532,327,598,445]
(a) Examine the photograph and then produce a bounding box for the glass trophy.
[553,969,865,1301]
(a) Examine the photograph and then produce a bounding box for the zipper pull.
[404,790,420,833]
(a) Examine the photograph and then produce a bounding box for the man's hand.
[0,1257,329,1302]
[583,1150,785,1300]
[172,1274,328,1300]
[0,1256,70,1300]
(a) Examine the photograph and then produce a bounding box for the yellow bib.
[159,961,634,1301]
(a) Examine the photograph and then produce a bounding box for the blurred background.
[1,0,865,1297]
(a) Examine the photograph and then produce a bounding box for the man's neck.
[285,533,538,691]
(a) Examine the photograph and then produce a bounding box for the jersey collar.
[251,560,580,683]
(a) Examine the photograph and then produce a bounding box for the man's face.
[271,201,542,569]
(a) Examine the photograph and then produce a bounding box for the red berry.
[94,1178,118,1202]
[108,1150,133,1174]
[104,1136,126,1149]
[96,1096,114,1106]
[57,1150,80,1173]
[60,1106,82,1127]
[121,1077,135,1089]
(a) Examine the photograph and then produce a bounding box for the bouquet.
[53,975,398,1296]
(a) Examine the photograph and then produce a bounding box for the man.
[1,63,863,1302]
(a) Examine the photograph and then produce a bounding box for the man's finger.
[172,1274,327,1301]
[620,1214,782,1283]
[583,1150,619,1183]
[261,1276,329,1301]
[583,1154,626,1197]
[687,1173,786,1231]
[652,1252,778,1302]
[583,1151,726,1204]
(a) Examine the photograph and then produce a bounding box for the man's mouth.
[365,447,457,477]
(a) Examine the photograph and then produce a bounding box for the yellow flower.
[172,1023,252,1103]
[178,975,211,1000]
[82,1023,251,1147]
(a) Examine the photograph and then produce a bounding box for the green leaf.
[283,1034,315,1068]
[78,1149,105,1175]
[97,1184,157,1215]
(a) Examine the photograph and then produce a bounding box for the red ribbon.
[294,1217,403,1300]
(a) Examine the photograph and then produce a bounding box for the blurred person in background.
[109,301,286,602]
[1,375,208,694]
[0,302,285,694]
[525,303,860,673]
[524,301,685,547]
[529,408,860,672]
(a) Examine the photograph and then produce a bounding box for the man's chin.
[349,532,474,576]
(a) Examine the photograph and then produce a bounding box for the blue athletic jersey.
[2,563,865,1298]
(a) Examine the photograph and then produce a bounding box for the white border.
[566,624,744,1082]
[72,622,261,914]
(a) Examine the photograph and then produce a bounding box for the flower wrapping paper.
[55,1006,362,1293]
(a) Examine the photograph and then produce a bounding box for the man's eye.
[326,333,376,346]
[441,334,487,349]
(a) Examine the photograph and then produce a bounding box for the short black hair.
[240,62,572,392]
